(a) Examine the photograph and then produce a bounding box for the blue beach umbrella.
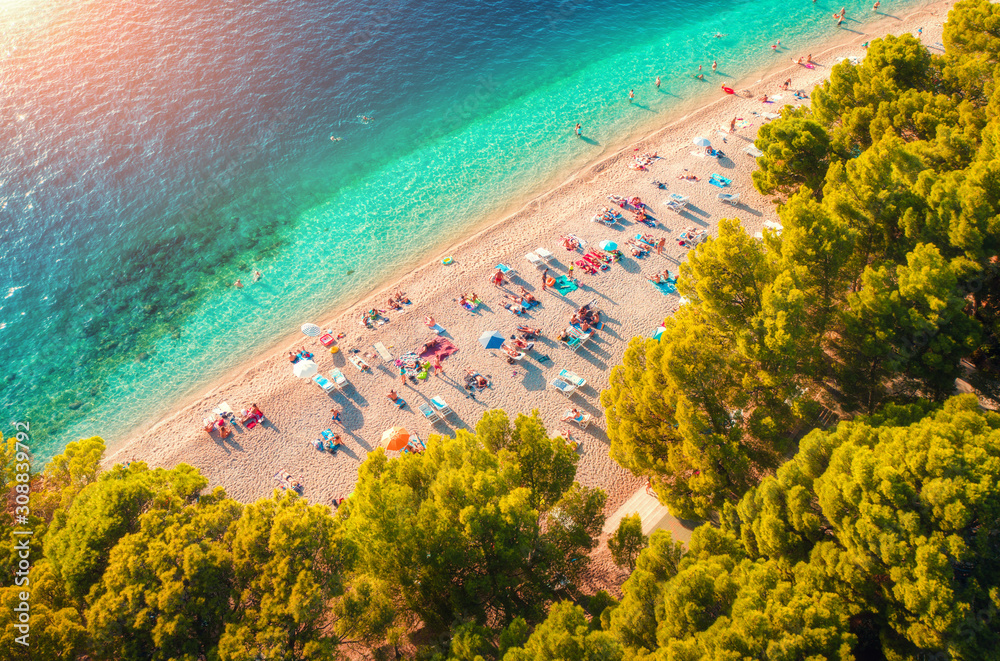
[479,331,505,350]
[599,240,617,251]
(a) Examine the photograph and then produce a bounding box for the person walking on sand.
[873,1,880,10]
[655,76,660,88]
[656,237,666,255]
[730,117,737,133]
[542,267,549,291]
[400,366,407,387]
[433,356,444,377]
[330,408,342,424]
[807,53,812,63]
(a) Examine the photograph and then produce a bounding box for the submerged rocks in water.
[68,401,83,410]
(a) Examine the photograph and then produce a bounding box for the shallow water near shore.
[0,0,934,458]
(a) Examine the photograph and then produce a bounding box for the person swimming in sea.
[628,89,635,101]
[252,270,262,282]
[655,76,661,88]
[575,123,582,137]
[330,135,342,142]
[358,115,374,124]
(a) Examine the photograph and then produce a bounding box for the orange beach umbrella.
[381,426,410,451]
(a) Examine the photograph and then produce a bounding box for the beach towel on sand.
[651,279,678,295]
[553,275,579,296]
[419,337,458,361]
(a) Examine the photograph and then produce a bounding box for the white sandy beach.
[104,1,952,592]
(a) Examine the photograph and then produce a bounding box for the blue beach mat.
[650,279,678,295]
[553,275,579,296]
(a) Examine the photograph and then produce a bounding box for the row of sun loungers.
[549,369,586,397]
[313,369,349,392]
[525,246,556,267]
[418,396,454,423]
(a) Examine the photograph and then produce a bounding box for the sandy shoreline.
[103,0,952,588]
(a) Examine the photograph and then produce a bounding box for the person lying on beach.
[465,371,489,389]
[507,293,527,306]
[512,338,534,351]
[561,236,580,250]
[518,287,537,303]
[677,174,700,181]
[560,408,584,423]
[393,290,410,304]
[502,344,522,359]
[504,302,524,316]
[388,298,401,310]
[288,352,298,363]
[299,347,313,359]
[517,324,541,337]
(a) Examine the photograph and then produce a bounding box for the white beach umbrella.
[692,136,711,147]
[293,360,318,379]
[301,323,322,337]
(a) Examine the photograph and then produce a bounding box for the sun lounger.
[496,263,516,276]
[666,200,686,212]
[558,369,586,388]
[743,145,764,158]
[717,192,740,206]
[312,374,335,392]
[330,369,348,389]
[501,343,526,361]
[669,193,689,204]
[418,403,442,423]
[562,410,592,429]
[348,355,370,372]
[550,378,577,397]
[763,220,783,230]
[373,342,392,361]
[761,112,780,120]
[525,252,544,268]
[536,247,555,261]
[429,323,446,335]
[431,396,453,417]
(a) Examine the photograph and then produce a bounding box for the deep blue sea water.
[0,0,931,458]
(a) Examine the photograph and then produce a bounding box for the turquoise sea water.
[1,0,932,458]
